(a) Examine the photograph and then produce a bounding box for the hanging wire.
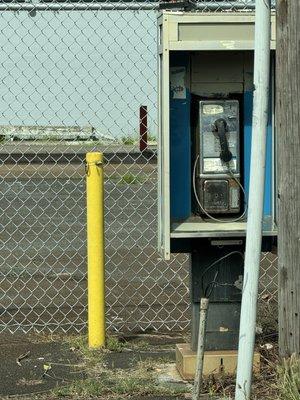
[200,251,245,297]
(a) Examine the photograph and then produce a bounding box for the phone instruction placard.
[170,67,186,99]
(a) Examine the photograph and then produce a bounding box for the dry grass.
[53,335,189,399]
[197,342,280,399]
[53,359,189,399]
[24,332,300,400]
[278,355,300,400]
[201,345,300,400]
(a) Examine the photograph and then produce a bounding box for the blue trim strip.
[170,53,191,220]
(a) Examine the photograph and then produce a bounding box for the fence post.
[86,152,105,348]
[277,0,300,357]
[139,105,148,152]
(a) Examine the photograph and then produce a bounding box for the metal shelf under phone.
[170,216,277,238]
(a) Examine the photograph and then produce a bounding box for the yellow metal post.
[86,152,105,348]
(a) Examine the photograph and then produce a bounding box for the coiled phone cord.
[192,154,248,223]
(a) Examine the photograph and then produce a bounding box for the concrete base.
[176,343,260,380]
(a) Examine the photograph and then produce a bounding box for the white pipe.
[193,297,209,400]
[235,0,271,399]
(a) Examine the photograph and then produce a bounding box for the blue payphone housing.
[166,50,277,264]
[170,52,274,223]
[170,53,191,220]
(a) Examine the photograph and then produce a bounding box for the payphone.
[158,11,277,376]
[195,99,242,217]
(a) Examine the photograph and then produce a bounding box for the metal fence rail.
[0,3,277,334]
[0,1,277,11]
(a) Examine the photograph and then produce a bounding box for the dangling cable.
[204,270,219,298]
[200,251,245,298]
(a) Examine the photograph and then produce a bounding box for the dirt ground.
[0,331,283,400]
[0,333,85,397]
[0,332,192,399]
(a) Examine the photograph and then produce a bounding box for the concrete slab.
[176,343,260,380]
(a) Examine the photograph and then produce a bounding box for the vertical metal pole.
[235,1,271,399]
[193,298,209,400]
[86,152,106,348]
[139,105,148,152]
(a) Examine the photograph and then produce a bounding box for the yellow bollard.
[86,152,105,348]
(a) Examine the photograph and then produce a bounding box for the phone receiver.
[213,118,233,163]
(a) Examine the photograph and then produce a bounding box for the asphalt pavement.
[0,142,157,164]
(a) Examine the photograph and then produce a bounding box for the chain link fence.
[0,1,277,334]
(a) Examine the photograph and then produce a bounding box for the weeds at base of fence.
[53,368,188,399]
[60,334,290,400]
[201,346,300,400]
[278,355,300,400]
[120,134,157,146]
[53,334,189,399]
[8,332,299,400]
[107,172,147,184]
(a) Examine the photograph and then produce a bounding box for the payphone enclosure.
[158,12,277,260]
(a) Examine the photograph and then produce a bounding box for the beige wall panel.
[178,23,255,42]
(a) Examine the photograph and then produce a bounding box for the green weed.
[121,172,143,184]
[147,133,157,143]
[54,361,188,398]
[65,335,104,367]
[106,172,146,185]
[129,339,151,351]
[121,135,136,145]
[106,336,125,352]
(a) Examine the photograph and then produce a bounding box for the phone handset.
[212,118,232,163]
